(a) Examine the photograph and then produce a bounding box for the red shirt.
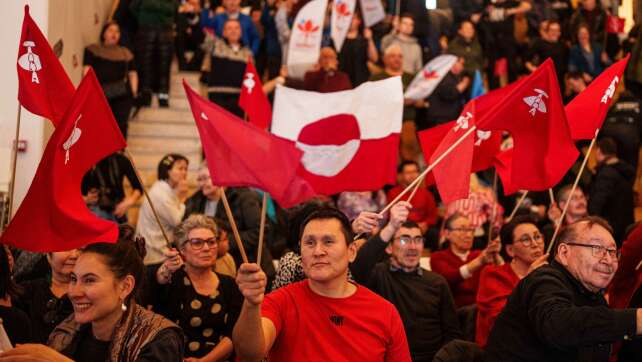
[386,185,438,227]
[303,69,353,93]
[475,262,520,347]
[430,248,482,307]
[261,280,411,362]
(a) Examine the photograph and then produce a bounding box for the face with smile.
[180,228,218,269]
[389,226,423,271]
[68,252,133,326]
[557,222,619,292]
[300,218,356,283]
[48,249,80,276]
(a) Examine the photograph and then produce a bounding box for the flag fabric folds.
[1,69,125,251]
[404,55,458,100]
[331,0,356,52]
[272,77,403,195]
[286,0,328,79]
[565,55,630,140]
[238,61,272,129]
[17,5,74,126]
[184,81,316,208]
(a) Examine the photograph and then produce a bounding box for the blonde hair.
[173,214,218,248]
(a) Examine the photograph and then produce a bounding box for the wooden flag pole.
[488,169,498,244]
[506,191,529,223]
[406,174,425,204]
[220,188,249,264]
[257,192,268,266]
[547,131,599,254]
[124,149,172,248]
[548,188,556,205]
[7,105,22,220]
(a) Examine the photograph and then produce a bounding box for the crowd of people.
[2,0,642,361]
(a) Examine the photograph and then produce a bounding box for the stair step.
[133,107,195,123]
[128,122,199,138]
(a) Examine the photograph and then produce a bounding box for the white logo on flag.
[18,41,42,84]
[243,73,256,94]
[475,130,491,146]
[296,140,360,177]
[63,114,82,165]
[454,112,473,131]
[523,89,548,116]
[601,76,619,104]
[200,112,208,120]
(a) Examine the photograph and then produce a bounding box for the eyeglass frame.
[562,242,620,260]
[514,233,544,247]
[395,235,425,246]
[448,227,475,234]
[182,237,218,250]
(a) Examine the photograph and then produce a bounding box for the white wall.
[0,0,112,216]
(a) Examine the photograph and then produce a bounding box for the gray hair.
[173,214,218,248]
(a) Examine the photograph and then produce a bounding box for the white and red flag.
[359,0,385,27]
[1,69,125,251]
[331,0,356,52]
[17,5,74,126]
[272,77,403,195]
[286,0,328,79]
[238,61,272,129]
[404,55,458,100]
[565,55,630,140]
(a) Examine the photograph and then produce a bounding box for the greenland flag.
[405,55,458,100]
[331,0,356,52]
[287,0,328,79]
[272,77,403,195]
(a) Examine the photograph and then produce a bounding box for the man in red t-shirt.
[233,207,411,361]
[386,161,438,233]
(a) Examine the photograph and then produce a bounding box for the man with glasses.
[351,206,461,362]
[485,216,642,361]
[430,213,501,308]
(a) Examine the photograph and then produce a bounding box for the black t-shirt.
[73,329,110,362]
[338,37,370,87]
[81,153,143,212]
[0,306,31,345]
[83,47,135,84]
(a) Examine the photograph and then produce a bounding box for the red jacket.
[475,262,520,347]
[608,223,642,309]
[387,185,438,227]
[430,248,482,307]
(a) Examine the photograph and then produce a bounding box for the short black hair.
[157,153,189,181]
[100,21,119,44]
[400,220,421,230]
[500,214,538,246]
[597,137,618,156]
[397,160,419,174]
[299,207,354,245]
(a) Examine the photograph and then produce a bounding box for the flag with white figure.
[404,54,458,100]
[286,0,328,79]
[331,0,356,52]
[359,0,385,27]
[272,77,403,195]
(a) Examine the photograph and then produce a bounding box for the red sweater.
[430,248,482,307]
[303,69,352,93]
[386,185,438,227]
[475,262,520,347]
[608,223,642,309]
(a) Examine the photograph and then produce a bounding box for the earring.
[121,302,127,312]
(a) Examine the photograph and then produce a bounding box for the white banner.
[359,0,385,27]
[286,0,328,79]
[331,0,356,52]
[404,55,458,100]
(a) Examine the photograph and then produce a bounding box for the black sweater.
[351,234,461,361]
[485,260,638,362]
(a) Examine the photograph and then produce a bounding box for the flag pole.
[380,126,477,215]
[547,130,599,254]
[506,190,528,223]
[407,174,425,204]
[488,169,498,244]
[257,192,268,266]
[7,105,22,220]
[548,188,555,205]
[124,149,172,248]
[220,188,249,264]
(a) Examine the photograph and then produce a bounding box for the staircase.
[125,68,204,224]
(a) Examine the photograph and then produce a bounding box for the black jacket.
[485,261,638,362]
[588,160,635,244]
[351,235,461,361]
[426,72,465,126]
[184,187,275,280]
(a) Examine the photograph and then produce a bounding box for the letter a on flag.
[17,5,74,126]
[1,69,125,252]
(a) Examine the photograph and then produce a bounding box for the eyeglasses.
[515,233,543,247]
[397,235,425,246]
[185,237,217,250]
[563,242,620,260]
[449,227,475,234]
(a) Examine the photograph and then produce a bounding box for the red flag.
[607,16,625,34]
[566,55,630,140]
[480,59,578,192]
[494,149,517,194]
[17,5,74,126]
[1,69,125,251]
[185,81,315,208]
[239,61,273,129]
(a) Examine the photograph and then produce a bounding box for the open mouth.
[73,302,92,313]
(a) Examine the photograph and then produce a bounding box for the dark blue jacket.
[201,10,261,55]
[568,43,608,78]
